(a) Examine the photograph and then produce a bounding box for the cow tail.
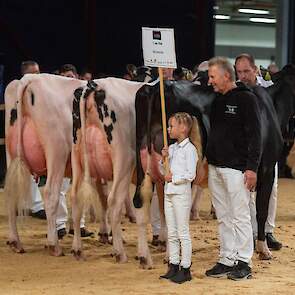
[140,92,154,222]
[4,79,32,219]
[76,89,100,221]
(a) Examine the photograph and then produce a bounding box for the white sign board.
[142,27,177,69]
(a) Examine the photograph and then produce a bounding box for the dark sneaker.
[205,263,234,278]
[68,228,94,238]
[227,260,252,281]
[266,233,282,250]
[57,228,67,240]
[159,263,179,279]
[31,209,47,220]
[170,266,192,284]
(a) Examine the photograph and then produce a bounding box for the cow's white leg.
[155,182,167,253]
[135,206,153,269]
[125,194,136,223]
[191,185,203,220]
[108,173,130,264]
[96,180,109,244]
[43,170,64,257]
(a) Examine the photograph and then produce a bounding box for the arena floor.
[0,179,295,295]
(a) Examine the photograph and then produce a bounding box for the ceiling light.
[249,17,276,24]
[213,5,219,10]
[213,15,231,20]
[239,8,269,15]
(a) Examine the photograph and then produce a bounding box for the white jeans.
[31,177,44,213]
[208,165,253,266]
[250,163,278,237]
[164,189,192,268]
[55,178,85,230]
[150,189,161,236]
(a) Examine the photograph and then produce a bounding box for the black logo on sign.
[153,31,161,40]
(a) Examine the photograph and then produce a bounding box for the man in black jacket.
[205,57,262,281]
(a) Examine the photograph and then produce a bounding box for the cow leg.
[191,185,203,220]
[96,179,110,244]
[155,182,167,253]
[125,194,136,223]
[43,172,64,257]
[70,147,84,260]
[256,168,275,260]
[135,203,153,269]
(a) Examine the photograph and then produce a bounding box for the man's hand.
[244,170,257,191]
[164,172,172,182]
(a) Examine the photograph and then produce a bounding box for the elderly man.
[235,53,282,251]
[205,57,262,280]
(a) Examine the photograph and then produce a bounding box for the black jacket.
[206,83,262,172]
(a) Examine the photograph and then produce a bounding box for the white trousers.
[164,189,192,268]
[31,177,44,213]
[249,163,278,237]
[56,178,85,230]
[208,165,253,266]
[150,189,161,236]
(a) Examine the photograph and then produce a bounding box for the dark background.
[0,0,215,85]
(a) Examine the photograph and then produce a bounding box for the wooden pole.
[158,67,169,173]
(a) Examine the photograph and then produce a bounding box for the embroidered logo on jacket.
[225,105,237,115]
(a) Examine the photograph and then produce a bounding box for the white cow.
[70,78,156,268]
[5,74,86,255]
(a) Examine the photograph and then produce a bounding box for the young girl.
[159,112,198,284]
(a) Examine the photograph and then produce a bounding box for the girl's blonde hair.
[169,112,193,135]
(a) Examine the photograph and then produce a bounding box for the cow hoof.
[158,241,166,252]
[71,249,86,261]
[190,213,202,221]
[98,233,109,244]
[139,256,153,270]
[114,253,128,263]
[48,245,64,257]
[127,215,136,223]
[256,240,272,260]
[7,241,25,253]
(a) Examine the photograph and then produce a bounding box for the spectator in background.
[21,60,40,75]
[267,63,279,75]
[59,64,78,78]
[80,69,92,81]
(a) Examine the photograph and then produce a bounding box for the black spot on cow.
[110,110,117,123]
[87,80,98,91]
[98,107,104,122]
[10,108,17,126]
[104,123,113,144]
[31,93,35,106]
[94,90,105,107]
[103,103,109,117]
[72,87,83,144]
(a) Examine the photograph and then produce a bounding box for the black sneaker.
[68,228,94,238]
[57,228,67,240]
[170,266,192,284]
[159,263,179,280]
[266,233,282,250]
[227,260,252,281]
[205,263,234,278]
[30,209,47,220]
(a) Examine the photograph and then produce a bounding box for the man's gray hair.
[208,57,235,82]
